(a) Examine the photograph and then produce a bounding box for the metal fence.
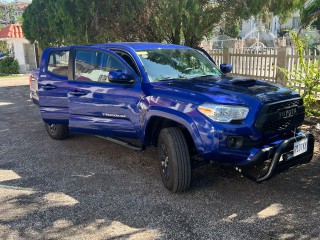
[208,47,320,97]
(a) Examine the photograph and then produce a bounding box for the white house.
[240,12,301,39]
[0,23,37,73]
[240,10,319,47]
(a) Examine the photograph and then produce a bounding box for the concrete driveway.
[0,76,319,240]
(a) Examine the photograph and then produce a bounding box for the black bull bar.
[235,132,315,182]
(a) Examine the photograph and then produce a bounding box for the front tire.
[44,123,69,140]
[158,127,191,192]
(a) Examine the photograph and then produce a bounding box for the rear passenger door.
[38,47,70,124]
[68,47,141,139]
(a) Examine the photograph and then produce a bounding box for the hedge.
[0,57,19,74]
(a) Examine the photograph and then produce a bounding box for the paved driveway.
[0,77,319,240]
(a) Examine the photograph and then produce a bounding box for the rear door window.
[47,51,69,76]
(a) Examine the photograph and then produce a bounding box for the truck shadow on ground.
[0,85,319,239]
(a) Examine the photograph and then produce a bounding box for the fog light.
[227,136,243,149]
[228,138,237,147]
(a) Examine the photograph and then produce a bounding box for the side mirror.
[108,70,134,84]
[220,64,232,74]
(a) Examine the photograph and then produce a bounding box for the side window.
[74,50,126,83]
[47,51,69,76]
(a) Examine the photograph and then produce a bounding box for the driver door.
[68,47,141,139]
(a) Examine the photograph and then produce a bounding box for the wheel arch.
[142,109,204,155]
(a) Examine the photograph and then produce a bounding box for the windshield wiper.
[158,76,188,81]
[157,74,217,82]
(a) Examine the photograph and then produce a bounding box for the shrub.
[277,31,320,116]
[0,57,20,74]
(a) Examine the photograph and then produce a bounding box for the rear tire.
[45,123,69,140]
[157,127,191,192]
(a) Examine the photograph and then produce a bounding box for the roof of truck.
[91,42,191,51]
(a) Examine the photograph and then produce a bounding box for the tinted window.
[75,50,125,82]
[47,51,69,76]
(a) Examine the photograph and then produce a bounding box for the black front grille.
[268,99,303,113]
[256,98,305,135]
[262,114,305,133]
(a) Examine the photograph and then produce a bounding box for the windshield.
[136,49,221,82]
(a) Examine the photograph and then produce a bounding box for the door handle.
[69,90,88,96]
[43,84,57,90]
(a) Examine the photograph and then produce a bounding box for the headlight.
[198,104,249,123]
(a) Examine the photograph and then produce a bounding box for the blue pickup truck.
[38,43,314,192]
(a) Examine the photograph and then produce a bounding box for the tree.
[0,5,16,24]
[22,0,144,48]
[22,0,57,49]
[22,0,307,48]
[277,31,320,116]
[218,0,305,22]
[301,0,320,30]
[181,0,221,46]
[130,0,221,46]
[220,17,240,38]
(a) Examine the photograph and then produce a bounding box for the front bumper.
[235,131,314,182]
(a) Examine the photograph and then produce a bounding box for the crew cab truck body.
[38,43,314,192]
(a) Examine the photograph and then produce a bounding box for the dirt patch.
[0,76,28,87]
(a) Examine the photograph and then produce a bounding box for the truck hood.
[153,75,301,104]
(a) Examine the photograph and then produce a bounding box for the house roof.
[16,4,29,10]
[0,24,24,38]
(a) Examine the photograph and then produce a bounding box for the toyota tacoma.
[37,43,314,192]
